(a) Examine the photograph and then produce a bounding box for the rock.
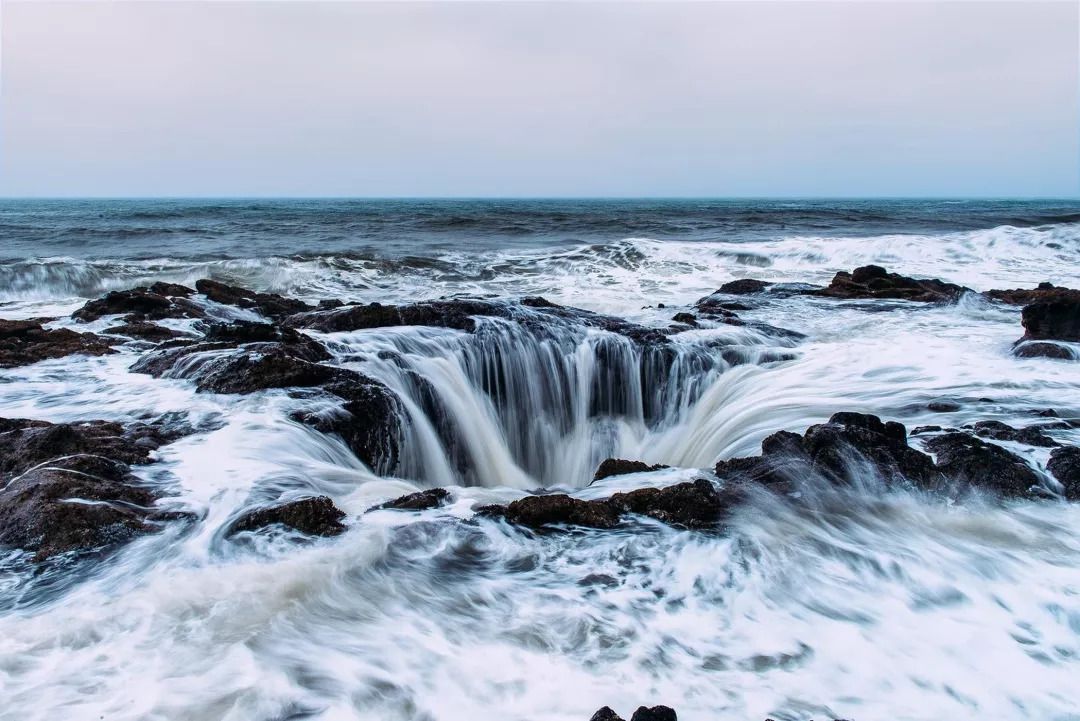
[226,496,346,537]
[73,284,202,322]
[480,479,736,531]
[1020,298,1080,342]
[630,706,677,721]
[287,297,670,347]
[1013,341,1076,360]
[102,321,189,342]
[589,707,625,721]
[0,318,116,368]
[717,279,771,295]
[1047,446,1080,500]
[670,312,698,326]
[923,432,1041,497]
[195,279,312,319]
[814,265,969,302]
[985,283,1080,306]
[927,401,961,412]
[972,420,1058,447]
[717,413,937,489]
[369,488,450,512]
[593,458,670,482]
[0,418,190,561]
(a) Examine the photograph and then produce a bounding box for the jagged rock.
[923,432,1040,497]
[195,279,313,319]
[629,707,677,721]
[717,413,937,489]
[1020,298,1080,342]
[589,707,625,721]
[814,265,969,302]
[0,318,116,368]
[226,496,346,537]
[593,458,670,482]
[287,297,670,346]
[985,283,1080,306]
[1047,446,1080,500]
[972,420,1058,447]
[73,284,202,322]
[0,418,190,561]
[369,488,450,512]
[717,278,772,295]
[103,321,189,342]
[1013,341,1076,360]
[480,479,735,531]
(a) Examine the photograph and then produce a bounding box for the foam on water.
[1,202,1080,720]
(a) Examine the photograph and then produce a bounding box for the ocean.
[1,198,1079,721]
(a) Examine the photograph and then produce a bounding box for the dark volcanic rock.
[73,284,202,322]
[103,321,189,343]
[972,420,1058,447]
[370,488,450,512]
[1047,446,1080,500]
[481,479,735,531]
[593,458,670,482]
[716,413,937,489]
[0,318,116,368]
[0,418,189,560]
[287,297,670,346]
[630,707,677,721]
[226,496,346,537]
[195,279,313,319]
[927,401,961,412]
[1013,341,1077,360]
[670,312,698,327]
[923,432,1041,497]
[717,278,772,295]
[589,707,625,721]
[814,265,969,303]
[1020,297,1080,342]
[985,283,1080,306]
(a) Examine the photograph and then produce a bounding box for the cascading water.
[2,199,1080,721]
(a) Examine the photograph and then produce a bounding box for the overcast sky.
[1,1,1077,197]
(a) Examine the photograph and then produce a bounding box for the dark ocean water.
[2,198,1078,261]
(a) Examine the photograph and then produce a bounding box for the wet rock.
[480,479,735,531]
[814,265,969,302]
[630,707,677,721]
[1047,446,1080,500]
[589,706,625,721]
[923,432,1041,497]
[369,488,450,512]
[985,283,1080,306]
[0,318,116,368]
[0,418,190,561]
[195,279,313,319]
[593,458,670,482]
[717,278,772,295]
[927,400,961,412]
[226,496,346,537]
[972,420,1058,447]
[102,321,189,343]
[670,312,698,326]
[1020,297,1080,342]
[287,297,670,347]
[717,413,937,489]
[73,284,203,323]
[1013,341,1076,360]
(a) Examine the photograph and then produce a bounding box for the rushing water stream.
[1,199,1079,721]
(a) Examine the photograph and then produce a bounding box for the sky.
[1,1,1077,198]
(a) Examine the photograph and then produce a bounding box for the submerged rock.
[593,458,670,482]
[1013,341,1077,361]
[716,278,772,295]
[971,420,1058,447]
[369,488,451,512]
[923,432,1041,497]
[1047,446,1080,500]
[814,265,969,302]
[480,479,736,531]
[226,496,346,537]
[0,418,190,561]
[0,318,116,368]
[195,278,313,319]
